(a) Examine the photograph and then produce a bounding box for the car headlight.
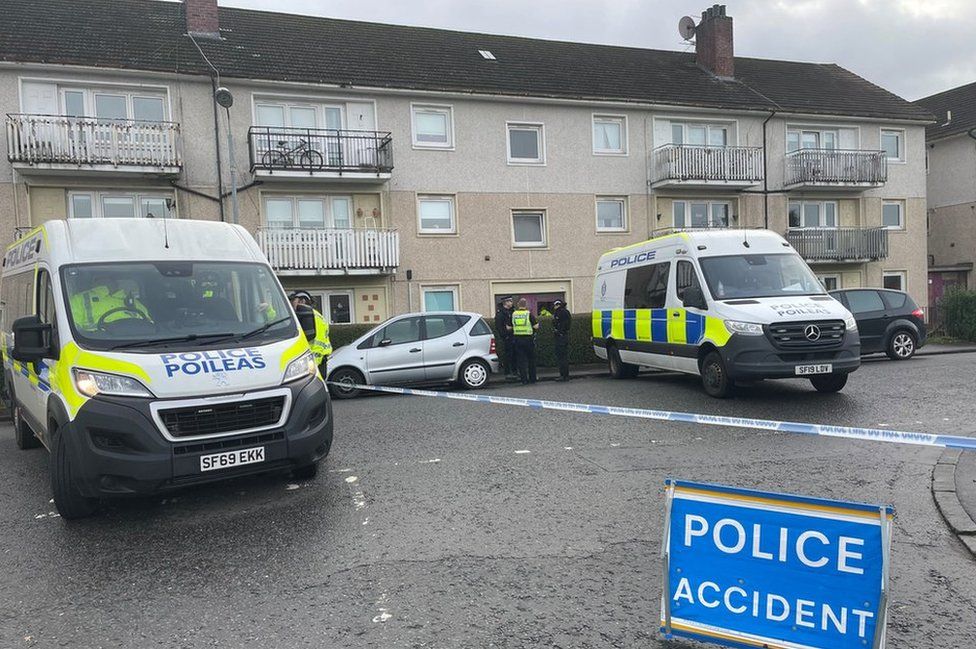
[282,352,317,384]
[844,314,858,332]
[73,368,154,398]
[724,320,765,336]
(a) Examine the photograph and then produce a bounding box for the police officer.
[552,299,572,381]
[494,295,517,378]
[507,298,539,384]
[289,291,332,376]
[69,276,150,331]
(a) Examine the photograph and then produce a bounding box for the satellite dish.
[678,16,697,41]
[214,86,234,108]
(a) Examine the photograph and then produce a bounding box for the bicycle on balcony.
[260,138,325,171]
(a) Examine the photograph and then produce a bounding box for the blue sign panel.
[661,480,892,649]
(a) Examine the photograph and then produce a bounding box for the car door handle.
[409,348,422,353]
[452,342,464,347]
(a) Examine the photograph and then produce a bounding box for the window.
[817,274,840,291]
[512,211,546,247]
[53,86,168,122]
[596,198,627,232]
[470,318,493,336]
[882,271,906,292]
[254,101,342,130]
[676,260,703,301]
[881,129,904,162]
[68,191,173,219]
[671,122,729,147]
[422,286,458,312]
[507,123,545,164]
[417,195,457,234]
[787,128,838,152]
[411,104,453,149]
[624,261,670,309]
[593,115,626,154]
[788,201,837,229]
[380,316,423,345]
[262,195,353,229]
[845,290,885,314]
[882,201,904,229]
[673,201,730,229]
[423,314,466,339]
[326,292,353,324]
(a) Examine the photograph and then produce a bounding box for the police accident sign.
[661,479,893,649]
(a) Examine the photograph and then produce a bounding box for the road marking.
[329,382,976,452]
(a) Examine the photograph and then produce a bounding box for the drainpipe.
[762,110,776,230]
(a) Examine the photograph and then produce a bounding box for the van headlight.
[844,314,858,332]
[724,320,765,336]
[73,369,154,398]
[282,352,317,384]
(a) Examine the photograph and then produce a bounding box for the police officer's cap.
[500,295,513,302]
[289,290,313,302]
[553,299,564,307]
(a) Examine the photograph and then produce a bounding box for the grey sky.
[219,0,975,100]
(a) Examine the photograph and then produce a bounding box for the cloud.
[222,0,976,99]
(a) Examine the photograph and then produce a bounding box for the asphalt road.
[2,354,976,648]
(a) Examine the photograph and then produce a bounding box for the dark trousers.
[555,336,570,379]
[514,336,537,383]
[502,335,517,375]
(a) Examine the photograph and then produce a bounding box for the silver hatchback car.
[326,311,499,398]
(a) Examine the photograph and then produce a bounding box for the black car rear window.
[881,290,909,310]
[470,318,493,336]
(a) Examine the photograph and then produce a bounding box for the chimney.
[695,4,734,79]
[185,0,220,39]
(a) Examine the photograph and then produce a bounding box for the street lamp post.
[215,86,239,225]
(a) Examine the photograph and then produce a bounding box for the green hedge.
[329,314,602,367]
[942,290,976,341]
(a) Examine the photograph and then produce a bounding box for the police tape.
[328,382,976,452]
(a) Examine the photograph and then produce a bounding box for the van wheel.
[608,346,639,379]
[458,359,490,389]
[701,351,734,398]
[328,367,364,399]
[886,330,916,360]
[14,404,41,450]
[810,373,848,393]
[50,426,98,520]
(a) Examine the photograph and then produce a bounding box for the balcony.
[651,144,764,189]
[248,127,393,182]
[6,114,181,175]
[784,149,887,190]
[258,228,400,276]
[786,227,889,263]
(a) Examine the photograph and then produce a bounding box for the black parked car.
[829,288,926,360]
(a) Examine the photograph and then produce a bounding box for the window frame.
[671,122,731,147]
[881,200,905,230]
[506,122,546,165]
[787,127,841,152]
[882,271,907,292]
[595,196,628,233]
[261,194,354,229]
[880,128,905,163]
[67,190,175,219]
[53,85,170,122]
[672,200,732,229]
[788,200,839,230]
[312,290,355,325]
[420,285,460,313]
[416,194,458,235]
[511,210,547,248]
[817,274,841,292]
[592,114,628,156]
[411,103,454,150]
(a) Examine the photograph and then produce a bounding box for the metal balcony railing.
[653,144,764,184]
[6,113,181,168]
[258,228,400,273]
[785,149,887,186]
[248,126,393,176]
[786,227,889,262]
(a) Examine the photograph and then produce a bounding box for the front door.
[841,290,888,353]
[364,316,426,384]
[421,314,467,381]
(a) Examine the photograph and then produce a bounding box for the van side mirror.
[12,315,56,363]
[682,286,708,311]
[295,307,316,342]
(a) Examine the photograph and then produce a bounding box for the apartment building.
[915,84,976,308]
[0,0,933,323]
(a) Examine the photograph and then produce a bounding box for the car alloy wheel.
[892,332,915,359]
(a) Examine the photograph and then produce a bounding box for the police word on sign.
[662,479,892,649]
[161,348,266,378]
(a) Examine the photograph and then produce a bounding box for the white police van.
[1,219,332,518]
[592,230,860,397]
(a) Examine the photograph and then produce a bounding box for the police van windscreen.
[698,253,826,300]
[61,261,295,351]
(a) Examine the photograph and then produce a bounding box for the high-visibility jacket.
[310,308,332,363]
[69,286,149,331]
[512,309,533,336]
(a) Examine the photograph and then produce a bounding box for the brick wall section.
[695,5,734,78]
[185,0,219,36]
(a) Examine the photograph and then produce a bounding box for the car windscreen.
[699,253,825,300]
[61,261,296,352]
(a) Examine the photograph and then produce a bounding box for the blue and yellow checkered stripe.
[592,309,729,347]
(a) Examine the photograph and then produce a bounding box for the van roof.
[10,219,266,269]
[599,229,791,264]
